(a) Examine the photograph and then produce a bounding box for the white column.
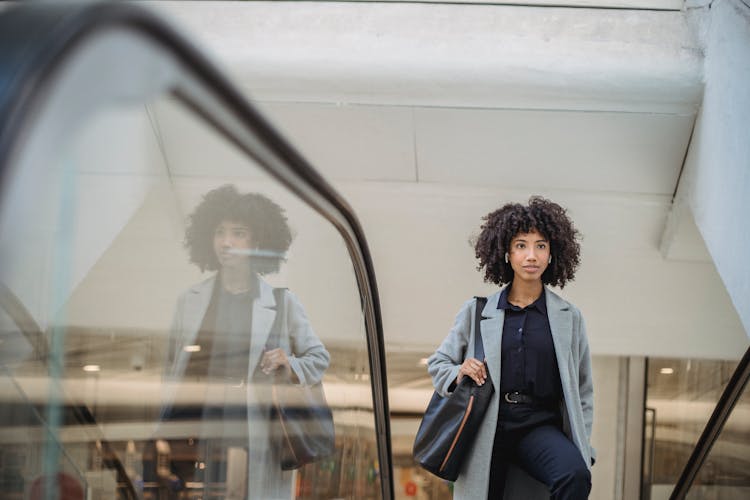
[679,0,750,338]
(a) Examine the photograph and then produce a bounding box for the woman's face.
[507,229,550,283]
[213,220,253,269]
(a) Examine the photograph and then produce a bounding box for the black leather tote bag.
[413,297,494,481]
[264,288,335,470]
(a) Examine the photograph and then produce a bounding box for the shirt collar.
[497,285,547,314]
[215,271,260,301]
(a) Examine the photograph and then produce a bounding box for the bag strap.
[473,297,487,361]
[265,288,288,351]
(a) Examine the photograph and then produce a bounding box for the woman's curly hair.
[184,185,292,274]
[474,196,581,288]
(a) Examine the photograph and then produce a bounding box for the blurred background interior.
[0,1,748,499]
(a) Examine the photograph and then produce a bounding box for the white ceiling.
[147,1,748,360]
[153,1,703,112]
[342,0,685,8]
[257,102,696,194]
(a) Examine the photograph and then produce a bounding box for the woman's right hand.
[457,357,487,385]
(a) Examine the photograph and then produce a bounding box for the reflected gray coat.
[427,287,595,499]
[167,275,329,386]
[165,275,330,499]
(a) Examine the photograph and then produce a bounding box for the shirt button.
[518,328,523,333]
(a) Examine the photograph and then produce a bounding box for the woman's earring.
[548,255,552,264]
[504,252,509,264]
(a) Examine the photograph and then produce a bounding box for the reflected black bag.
[266,288,335,470]
[413,297,493,481]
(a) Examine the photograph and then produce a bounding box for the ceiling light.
[83,365,100,373]
[660,367,674,375]
[184,345,201,353]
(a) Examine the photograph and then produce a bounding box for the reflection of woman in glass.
[428,197,594,499]
[166,185,329,499]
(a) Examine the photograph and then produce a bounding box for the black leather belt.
[502,392,537,404]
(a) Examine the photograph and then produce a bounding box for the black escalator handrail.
[0,4,393,498]
[72,404,139,500]
[670,346,750,499]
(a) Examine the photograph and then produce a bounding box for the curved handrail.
[669,346,750,499]
[0,3,392,498]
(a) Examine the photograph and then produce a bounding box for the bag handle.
[473,297,487,361]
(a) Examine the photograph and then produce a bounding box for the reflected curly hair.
[184,185,292,274]
[474,196,581,288]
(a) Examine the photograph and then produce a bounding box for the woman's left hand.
[260,348,290,375]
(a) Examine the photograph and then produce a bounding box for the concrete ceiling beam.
[151,1,704,113]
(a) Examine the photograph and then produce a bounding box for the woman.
[428,196,594,499]
[165,185,330,499]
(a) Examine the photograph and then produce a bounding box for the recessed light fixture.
[660,367,674,375]
[184,345,201,353]
[83,365,100,373]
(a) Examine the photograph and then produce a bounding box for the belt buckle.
[504,391,520,404]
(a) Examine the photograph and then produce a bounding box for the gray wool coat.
[427,287,595,499]
[163,275,330,499]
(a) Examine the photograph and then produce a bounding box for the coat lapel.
[183,277,215,343]
[480,287,574,393]
[172,276,215,379]
[174,275,278,380]
[480,291,504,393]
[247,279,277,376]
[545,288,573,367]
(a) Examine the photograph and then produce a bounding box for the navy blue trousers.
[487,417,591,499]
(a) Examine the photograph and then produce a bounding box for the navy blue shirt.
[497,287,563,402]
[184,274,259,381]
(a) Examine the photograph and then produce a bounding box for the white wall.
[681,0,750,338]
